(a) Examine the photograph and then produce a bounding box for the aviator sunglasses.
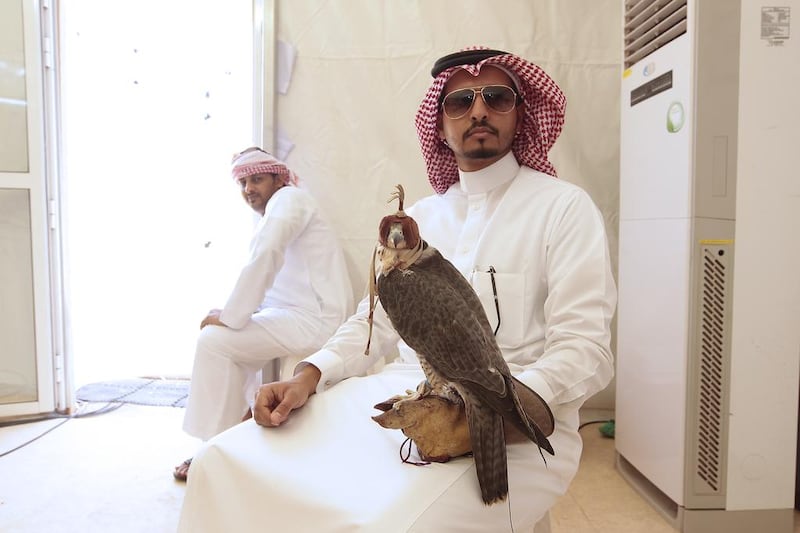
[440,84,521,119]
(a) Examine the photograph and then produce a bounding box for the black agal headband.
[430,49,508,77]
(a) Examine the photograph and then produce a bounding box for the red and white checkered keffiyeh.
[414,47,566,194]
[230,148,299,186]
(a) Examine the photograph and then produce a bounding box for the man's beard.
[464,146,501,159]
[461,121,503,159]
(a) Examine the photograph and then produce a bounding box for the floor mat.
[75,378,189,407]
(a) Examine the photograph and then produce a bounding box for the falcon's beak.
[388,224,405,249]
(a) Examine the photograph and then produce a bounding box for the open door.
[1,0,271,417]
[0,0,63,418]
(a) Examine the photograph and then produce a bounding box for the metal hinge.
[48,198,57,230]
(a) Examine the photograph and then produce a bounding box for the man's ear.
[436,115,445,141]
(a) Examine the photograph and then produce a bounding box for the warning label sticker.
[761,6,791,45]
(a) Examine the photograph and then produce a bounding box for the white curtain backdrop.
[272,0,622,407]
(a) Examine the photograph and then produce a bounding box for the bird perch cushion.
[372,380,554,463]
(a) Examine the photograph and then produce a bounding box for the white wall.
[273,0,622,408]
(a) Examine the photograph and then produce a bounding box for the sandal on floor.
[173,458,192,481]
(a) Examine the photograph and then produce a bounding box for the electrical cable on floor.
[578,419,609,430]
[0,376,187,458]
[578,419,615,438]
[0,417,71,458]
[0,401,126,458]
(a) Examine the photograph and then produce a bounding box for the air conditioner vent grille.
[695,249,727,492]
[624,0,688,68]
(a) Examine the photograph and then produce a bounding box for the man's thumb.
[270,400,292,426]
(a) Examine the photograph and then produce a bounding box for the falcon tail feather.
[466,403,508,505]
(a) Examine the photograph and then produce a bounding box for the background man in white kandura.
[174,147,353,481]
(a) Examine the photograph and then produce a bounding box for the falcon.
[369,184,555,505]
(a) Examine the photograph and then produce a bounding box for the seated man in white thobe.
[174,147,353,480]
[178,48,616,531]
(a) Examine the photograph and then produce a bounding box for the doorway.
[59,0,257,388]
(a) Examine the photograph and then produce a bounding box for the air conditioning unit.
[615,1,797,531]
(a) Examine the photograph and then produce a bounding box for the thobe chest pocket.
[470,269,525,349]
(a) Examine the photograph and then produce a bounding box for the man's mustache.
[464,121,498,138]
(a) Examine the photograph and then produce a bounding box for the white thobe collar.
[457,151,520,195]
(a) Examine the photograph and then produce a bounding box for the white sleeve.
[302,295,401,393]
[219,190,311,329]
[516,190,617,408]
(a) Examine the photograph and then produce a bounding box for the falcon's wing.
[378,247,509,397]
[379,245,555,457]
[419,248,497,342]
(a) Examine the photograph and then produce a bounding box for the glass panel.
[0,0,29,172]
[0,188,37,404]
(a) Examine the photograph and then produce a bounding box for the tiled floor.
[553,419,800,533]
[0,403,196,533]
[552,419,680,532]
[0,404,797,532]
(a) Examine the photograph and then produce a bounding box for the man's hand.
[253,363,321,427]
[200,309,225,329]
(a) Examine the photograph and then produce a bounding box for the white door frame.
[0,0,63,419]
